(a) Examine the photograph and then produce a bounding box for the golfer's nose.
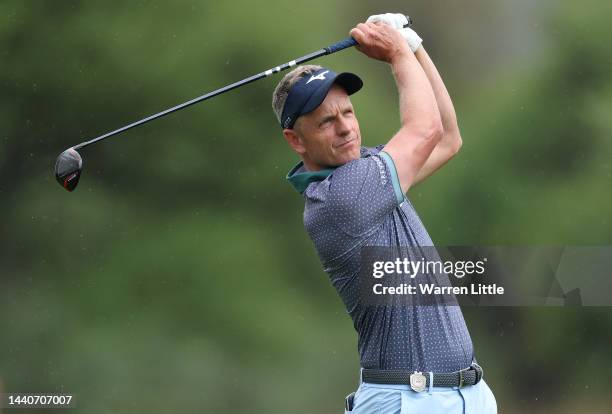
[336,113,352,136]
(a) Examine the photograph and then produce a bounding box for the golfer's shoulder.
[328,145,389,193]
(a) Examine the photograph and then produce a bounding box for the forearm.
[408,47,462,187]
[391,49,442,136]
[384,50,443,192]
[414,47,462,146]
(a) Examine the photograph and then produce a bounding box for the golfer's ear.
[283,128,306,155]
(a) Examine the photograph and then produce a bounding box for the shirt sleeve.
[327,151,405,237]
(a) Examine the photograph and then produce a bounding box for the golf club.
[54,17,412,192]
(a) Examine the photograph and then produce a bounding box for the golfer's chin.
[332,140,361,165]
[340,145,361,164]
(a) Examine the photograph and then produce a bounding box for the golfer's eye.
[344,108,354,116]
[320,117,334,128]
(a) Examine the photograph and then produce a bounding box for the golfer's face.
[296,85,361,169]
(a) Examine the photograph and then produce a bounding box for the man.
[271,14,497,413]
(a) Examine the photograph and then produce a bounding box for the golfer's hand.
[366,13,423,52]
[350,22,410,63]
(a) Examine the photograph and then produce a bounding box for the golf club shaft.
[73,18,412,150]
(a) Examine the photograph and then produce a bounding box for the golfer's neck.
[302,157,331,172]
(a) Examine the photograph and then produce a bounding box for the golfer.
[271,14,497,413]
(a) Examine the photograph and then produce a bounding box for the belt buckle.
[410,371,427,392]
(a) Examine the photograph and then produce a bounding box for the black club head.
[55,148,83,192]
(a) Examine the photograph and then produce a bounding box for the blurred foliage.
[1,0,612,413]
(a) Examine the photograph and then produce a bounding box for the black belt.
[362,362,483,392]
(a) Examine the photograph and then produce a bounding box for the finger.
[349,27,366,43]
[368,22,394,39]
[355,23,375,40]
[364,22,386,36]
[362,22,387,40]
[359,22,379,37]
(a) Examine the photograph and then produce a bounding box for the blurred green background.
[2,0,612,412]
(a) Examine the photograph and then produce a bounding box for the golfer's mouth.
[334,138,356,149]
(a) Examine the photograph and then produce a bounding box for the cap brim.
[301,72,363,116]
[334,72,363,96]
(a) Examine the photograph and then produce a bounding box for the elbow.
[427,117,444,145]
[441,112,462,155]
[449,132,463,155]
[399,114,443,146]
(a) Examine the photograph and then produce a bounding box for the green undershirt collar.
[286,162,336,194]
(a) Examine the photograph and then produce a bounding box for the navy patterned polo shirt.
[287,145,474,372]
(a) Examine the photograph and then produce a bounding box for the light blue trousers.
[345,373,497,413]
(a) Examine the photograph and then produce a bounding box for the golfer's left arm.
[411,46,462,186]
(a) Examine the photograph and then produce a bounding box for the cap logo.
[306,70,329,84]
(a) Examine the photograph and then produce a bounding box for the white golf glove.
[366,13,423,53]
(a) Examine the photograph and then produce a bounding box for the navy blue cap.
[280,68,363,129]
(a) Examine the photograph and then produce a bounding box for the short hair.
[271,64,323,125]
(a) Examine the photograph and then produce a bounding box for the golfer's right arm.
[350,23,443,194]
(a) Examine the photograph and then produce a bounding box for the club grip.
[325,37,358,54]
[325,16,412,54]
